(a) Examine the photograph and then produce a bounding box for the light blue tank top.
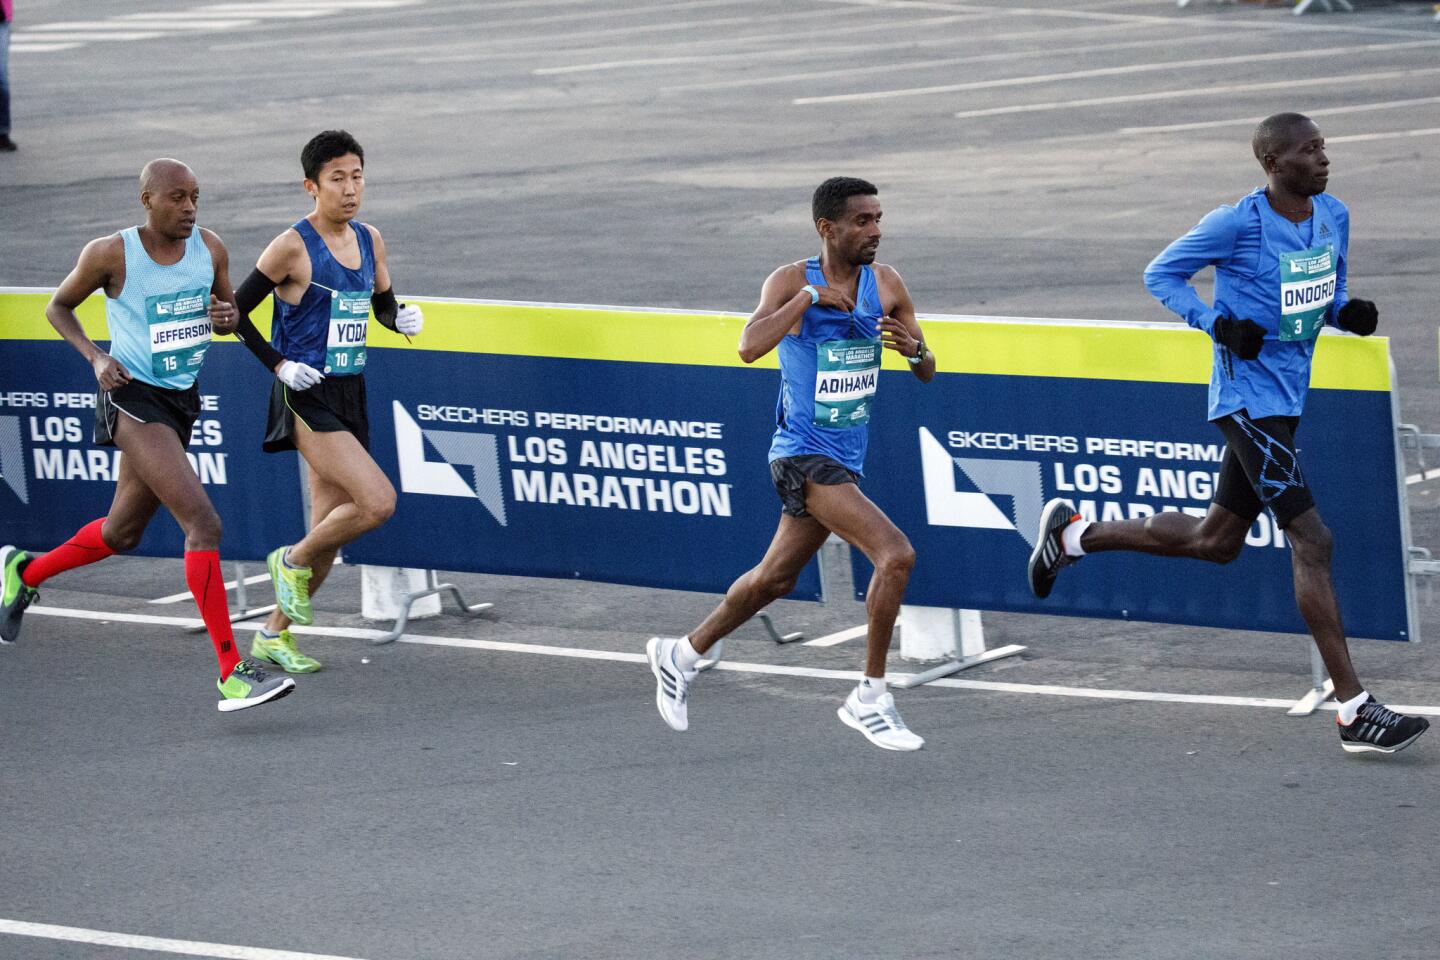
[767,257,883,475]
[106,226,214,389]
[270,219,376,376]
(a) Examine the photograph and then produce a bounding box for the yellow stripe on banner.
[0,291,1390,392]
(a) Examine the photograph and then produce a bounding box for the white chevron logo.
[918,426,1042,547]
[392,401,506,526]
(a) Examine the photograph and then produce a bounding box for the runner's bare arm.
[368,225,392,295]
[45,236,133,390]
[739,264,854,363]
[877,265,933,383]
[201,229,238,336]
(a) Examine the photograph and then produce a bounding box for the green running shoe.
[251,628,322,673]
[217,657,297,712]
[267,545,314,626]
[1,545,39,645]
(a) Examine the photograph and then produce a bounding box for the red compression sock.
[185,550,240,680]
[21,518,115,587]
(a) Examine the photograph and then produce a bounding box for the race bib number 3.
[1279,244,1336,342]
[814,338,880,429]
[326,290,371,374]
[146,287,212,378]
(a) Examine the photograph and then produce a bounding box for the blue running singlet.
[106,226,215,389]
[768,257,884,475]
[270,219,376,376]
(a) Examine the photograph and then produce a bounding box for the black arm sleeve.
[232,268,286,371]
[372,287,398,332]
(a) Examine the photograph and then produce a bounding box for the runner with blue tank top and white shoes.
[0,159,295,711]
[231,131,422,673]
[646,177,936,751]
[1027,114,1426,755]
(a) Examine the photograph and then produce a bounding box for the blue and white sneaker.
[646,636,695,732]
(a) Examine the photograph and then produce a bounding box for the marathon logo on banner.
[394,401,735,525]
[920,424,1287,549]
[0,389,230,491]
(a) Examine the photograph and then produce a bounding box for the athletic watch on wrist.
[907,339,928,365]
[801,284,820,305]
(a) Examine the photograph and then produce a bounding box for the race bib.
[325,289,371,374]
[146,287,211,378]
[814,338,880,429]
[1278,244,1336,342]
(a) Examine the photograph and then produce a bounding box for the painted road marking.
[150,573,272,605]
[803,624,869,647]
[26,605,1440,717]
[1407,468,1440,485]
[1120,95,1440,135]
[949,67,1440,121]
[0,918,368,960]
[1327,126,1440,144]
[793,39,1440,105]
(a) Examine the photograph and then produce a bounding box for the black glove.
[1212,317,1265,360]
[1336,299,1378,336]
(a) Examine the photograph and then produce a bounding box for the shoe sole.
[1027,498,1073,600]
[646,637,687,732]
[1340,725,1428,754]
[836,705,923,751]
[217,677,297,713]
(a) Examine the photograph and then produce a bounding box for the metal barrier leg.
[753,611,804,644]
[373,570,493,645]
[185,561,277,634]
[1287,643,1335,716]
[891,645,1027,689]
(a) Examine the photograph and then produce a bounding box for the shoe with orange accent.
[1028,498,1081,599]
[1337,697,1428,754]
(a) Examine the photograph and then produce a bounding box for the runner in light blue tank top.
[644,177,939,752]
[5,158,298,712]
[106,225,214,389]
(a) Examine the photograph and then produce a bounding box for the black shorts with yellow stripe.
[263,373,370,453]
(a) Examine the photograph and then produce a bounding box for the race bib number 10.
[326,290,371,374]
[814,338,880,429]
[1279,244,1336,342]
[146,287,212,379]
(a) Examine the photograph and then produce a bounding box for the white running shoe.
[646,636,695,732]
[837,689,925,751]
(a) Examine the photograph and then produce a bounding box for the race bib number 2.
[814,338,880,429]
[1279,244,1337,342]
[325,290,371,374]
[146,287,212,378]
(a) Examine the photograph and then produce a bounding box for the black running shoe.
[0,546,38,645]
[1027,498,1081,599]
[1338,697,1429,755]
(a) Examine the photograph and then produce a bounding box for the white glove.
[276,360,324,391]
[395,303,424,337]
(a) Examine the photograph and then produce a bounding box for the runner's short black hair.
[1252,113,1313,163]
[812,177,878,223]
[302,130,365,181]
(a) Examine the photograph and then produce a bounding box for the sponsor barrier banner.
[850,318,1411,641]
[3,291,1410,638]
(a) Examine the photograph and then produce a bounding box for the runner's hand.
[93,354,132,392]
[208,294,238,335]
[879,316,919,357]
[1336,299,1378,336]
[276,360,324,391]
[812,285,855,313]
[395,303,424,336]
[1212,317,1265,360]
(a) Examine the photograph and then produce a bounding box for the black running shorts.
[264,374,370,453]
[95,379,200,447]
[770,454,860,519]
[1211,412,1315,529]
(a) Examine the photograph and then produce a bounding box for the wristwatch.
[907,339,928,366]
[801,284,820,305]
